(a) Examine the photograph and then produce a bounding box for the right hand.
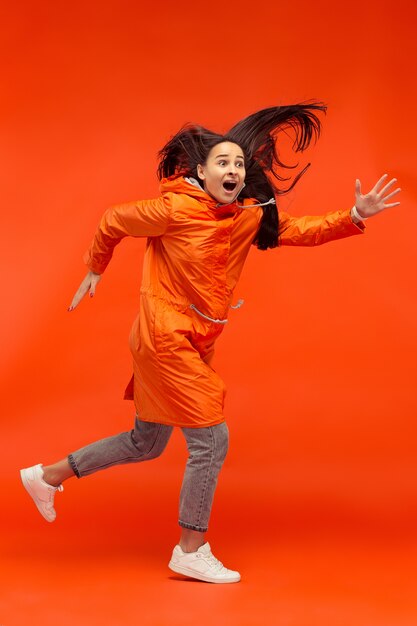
[354,174,401,219]
[68,270,102,311]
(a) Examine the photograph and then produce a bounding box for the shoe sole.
[168,561,241,584]
[20,469,56,523]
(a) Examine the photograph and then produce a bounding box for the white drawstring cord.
[190,299,244,324]
[237,198,276,209]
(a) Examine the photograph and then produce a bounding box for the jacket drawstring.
[236,198,276,209]
[190,299,244,324]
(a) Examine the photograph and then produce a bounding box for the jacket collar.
[159,175,241,216]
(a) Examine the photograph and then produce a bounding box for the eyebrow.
[215,154,244,159]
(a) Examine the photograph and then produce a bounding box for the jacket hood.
[159,175,276,215]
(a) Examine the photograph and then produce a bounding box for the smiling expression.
[197,142,246,205]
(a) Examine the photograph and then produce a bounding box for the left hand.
[68,270,102,312]
[355,174,401,219]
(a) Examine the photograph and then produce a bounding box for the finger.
[382,187,401,202]
[89,274,101,298]
[68,282,90,311]
[379,177,397,196]
[373,173,388,193]
[355,179,362,196]
[383,201,401,208]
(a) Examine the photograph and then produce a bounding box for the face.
[197,142,246,204]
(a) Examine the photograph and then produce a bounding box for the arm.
[68,195,171,311]
[84,195,171,274]
[278,174,401,247]
[278,206,364,247]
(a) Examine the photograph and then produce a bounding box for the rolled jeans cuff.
[68,454,81,478]
[179,520,208,533]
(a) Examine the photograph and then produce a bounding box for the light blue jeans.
[68,417,229,533]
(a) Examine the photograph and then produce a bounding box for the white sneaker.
[20,464,63,522]
[168,542,241,584]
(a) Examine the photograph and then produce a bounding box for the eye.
[218,160,226,166]
[236,161,244,168]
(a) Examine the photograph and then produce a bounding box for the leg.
[169,422,240,583]
[43,417,173,485]
[67,417,173,478]
[21,417,173,522]
[43,458,75,487]
[179,528,206,553]
[178,421,229,543]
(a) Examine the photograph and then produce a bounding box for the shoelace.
[203,553,225,572]
[47,484,64,502]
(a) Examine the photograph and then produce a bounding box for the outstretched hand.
[355,174,401,219]
[68,270,102,311]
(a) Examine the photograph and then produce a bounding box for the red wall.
[2,0,416,543]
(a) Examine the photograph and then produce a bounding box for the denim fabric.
[68,417,229,533]
[178,423,228,532]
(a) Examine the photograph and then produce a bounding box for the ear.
[197,164,205,181]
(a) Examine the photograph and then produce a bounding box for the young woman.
[20,103,400,584]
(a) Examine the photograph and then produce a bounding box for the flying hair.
[157,102,327,250]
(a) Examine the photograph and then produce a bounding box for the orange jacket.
[85,176,365,428]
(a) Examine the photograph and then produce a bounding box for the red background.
[1,1,416,624]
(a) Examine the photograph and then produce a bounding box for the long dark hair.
[157,102,326,250]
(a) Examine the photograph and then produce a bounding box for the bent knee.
[144,444,166,461]
[131,420,172,460]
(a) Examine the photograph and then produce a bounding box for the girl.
[20,103,401,584]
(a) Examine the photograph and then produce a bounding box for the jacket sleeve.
[84,196,171,274]
[278,207,365,247]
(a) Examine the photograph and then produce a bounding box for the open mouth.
[223,181,237,192]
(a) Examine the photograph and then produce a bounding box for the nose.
[228,163,238,175]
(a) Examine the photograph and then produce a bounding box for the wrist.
[351,206,368,222]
